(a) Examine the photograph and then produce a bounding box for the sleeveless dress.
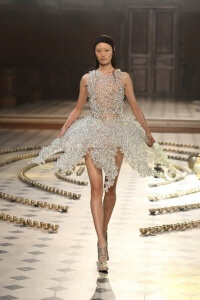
[29,69,177,192]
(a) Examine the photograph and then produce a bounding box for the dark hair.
[93,35,116,69]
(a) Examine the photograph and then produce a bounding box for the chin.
[99,61,110,66]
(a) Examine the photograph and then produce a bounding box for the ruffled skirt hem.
[29,114,177,192]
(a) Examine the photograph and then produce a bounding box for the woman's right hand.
[58,125,66,138]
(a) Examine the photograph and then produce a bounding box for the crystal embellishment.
[29,69,177,191]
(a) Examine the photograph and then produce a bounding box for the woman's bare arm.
[58,74,88,137]
[123,72,155,146]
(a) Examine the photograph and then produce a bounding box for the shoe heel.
[97,260,108,273]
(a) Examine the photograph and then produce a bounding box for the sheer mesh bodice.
[87,69,124,118]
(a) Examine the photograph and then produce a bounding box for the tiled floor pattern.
[0,130,200,300]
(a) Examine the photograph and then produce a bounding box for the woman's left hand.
[145,133,155,147]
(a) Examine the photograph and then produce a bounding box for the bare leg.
[84,148,124,262]
[103,147,124,235]
[84,150,106,250]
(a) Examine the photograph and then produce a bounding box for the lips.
[101,58,106,61]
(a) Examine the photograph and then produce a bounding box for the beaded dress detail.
[29,69,177,191]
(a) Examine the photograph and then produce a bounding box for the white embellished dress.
[29,69,176,192]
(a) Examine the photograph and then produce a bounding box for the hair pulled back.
[93,35,116,69]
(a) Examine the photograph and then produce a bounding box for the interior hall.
[0,1,200,300]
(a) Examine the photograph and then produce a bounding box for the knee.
[91,185,103,200]
[105,185,116,199]
[104,188,116,210]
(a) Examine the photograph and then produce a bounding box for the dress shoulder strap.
[86,70,97,95]
[113,69,124,85]
[114,68,123,78]
[87,70,97,82]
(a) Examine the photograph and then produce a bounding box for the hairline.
[95,42,113,49]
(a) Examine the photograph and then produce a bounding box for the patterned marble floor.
[0,129,200,300]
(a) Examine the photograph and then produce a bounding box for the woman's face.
[95,42,113,66]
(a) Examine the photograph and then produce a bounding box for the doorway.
[126,4,179,96]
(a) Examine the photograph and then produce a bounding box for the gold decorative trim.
[18,163,81,200]
[0,192,68,212]
[149,203,200,215]
[0,212,59,232]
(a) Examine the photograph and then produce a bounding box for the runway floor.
[0,98,200,131]
[0,130,200,300]
[1,98,199,120]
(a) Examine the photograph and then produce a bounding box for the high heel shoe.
[97,260,108,273]
[97,233,109,272]
[97,242,109,261]
[97,242,109,273]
